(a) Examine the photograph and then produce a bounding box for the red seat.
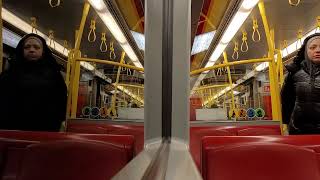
[189,128,235,171]
[203,143,320,180]
[66,123,145,154]
[17,140,129,180]
[0,130,135,160]
[235,125,281,135]
[0,138,39,180]
[201,135,320,153]
[201,135,320,177]
[108,128,144,154]
[0,130,136,180]
[66,125,107,134]
[189,125,281,171]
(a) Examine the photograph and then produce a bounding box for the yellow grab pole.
[69,2,90,118]
[190,57,272,76]
[258,1,282,123]
[277,50,284,87]
[65,50,74,90]
[76,57,144,72]
[223,52,235,110]
[70,51,81,118]
[0,0,3,73]
[74,3,90,50]
[108,52,126,118]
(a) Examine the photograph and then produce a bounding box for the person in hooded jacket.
[281,33,320,134]
[0,33,67,132]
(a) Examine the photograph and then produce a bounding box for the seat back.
[204,143,320,180]
[17,140,128,180]
[0,130,135,159]
[0,130,136,180]
[237,127,281,135]
[189,128,235,170]
[0,138,39,180]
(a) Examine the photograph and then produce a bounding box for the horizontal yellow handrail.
[116,83,144,89]
[77,57,272,76]
[76,57,144,72]
[190,57,272,76]
[195,84,229,91]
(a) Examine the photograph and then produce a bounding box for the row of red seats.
[201,135,320,180]
[66,122,144,154]
[0,130,136,180]
[189,125,281,171]
[66,122,282,172]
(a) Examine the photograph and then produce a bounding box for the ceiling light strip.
[192,0,259,93]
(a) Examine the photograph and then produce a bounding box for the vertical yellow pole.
[69,2,91,118]
[70,51,81,118]
[65,50,73,89]
[278,50,284,87]
[108,52,126,118]
[113,52,126,101]
[0,0,3,73]
[258,1,282,122]
[223,52,235,110]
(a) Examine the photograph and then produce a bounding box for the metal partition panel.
[171,0,191,142]
[144,0,163,142]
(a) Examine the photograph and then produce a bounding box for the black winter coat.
[0,34,67,131]
[281,60,320,134]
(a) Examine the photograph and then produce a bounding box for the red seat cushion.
[0,138,39,180]
[189,128,235,171]
[0,130,135,161]
[108,128,144,154]
[204,143,320,180]
[237,127,281,135]
[17,140,128,180]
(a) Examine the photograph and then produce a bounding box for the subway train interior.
[0,0,320,179]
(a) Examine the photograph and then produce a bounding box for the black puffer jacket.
[281,33,320,134]
[0,34,67,131]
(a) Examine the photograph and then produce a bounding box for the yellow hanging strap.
[296,29,303,50]
[49,0,61,8]
[30,17,38,34]
[121,61,127,71]
[232,41,239,60]
[281,40,289,55]
[110,41,116,60]
[289,0,300,6]
[217,63,222,76]
[252,18,261,42]
[100,32,108,52]
[48,30,55,50]
[88,20,97,42]
[241,30,249,52]
[63,40,69,54]
[316,16,320,33]
[126,63,132,76]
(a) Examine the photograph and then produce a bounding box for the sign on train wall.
[196,108,227,121]
[195,107,267,121]
[81,106,144,120]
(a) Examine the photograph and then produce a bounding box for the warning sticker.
[229,109,239,119]
[247,108,256,118]
[238,109,247,118]
[255,108,265,118]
